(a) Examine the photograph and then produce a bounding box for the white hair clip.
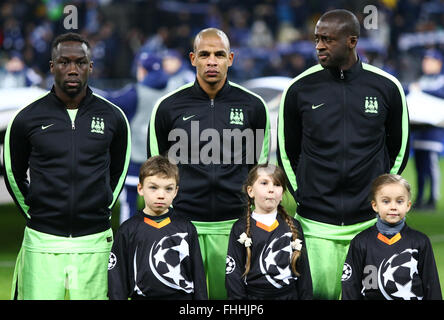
[237,232,252,247]
[291,239,303,251]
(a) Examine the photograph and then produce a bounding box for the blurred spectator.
[95,51,170,223]
[28,20,53,75]
[85,0,101,34]
[140,26,170,54]
[248,20,274,49]
[227,7,250,47]
[276,21,302,45]
[0,52,42,88]
[2,17,25,52]
[205,4,224,29]
[410,49,444,210]
[89,21,119,79]
[417,49,444,98]
[162,49,195,89]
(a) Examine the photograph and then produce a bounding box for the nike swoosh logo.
[312,103,325,110]
[182,115,196,121]
[41,124,54,130]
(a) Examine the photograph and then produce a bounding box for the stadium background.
[0,0,444,299]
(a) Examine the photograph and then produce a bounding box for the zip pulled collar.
[49,85,94,110]
[326,57,363,81]
[192,78,232,100]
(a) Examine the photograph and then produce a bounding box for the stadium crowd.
[1,0,444,88]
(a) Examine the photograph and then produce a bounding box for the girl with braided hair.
[225,163,313,299]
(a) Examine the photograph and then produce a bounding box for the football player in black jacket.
[342,174,441,300]
[277,9,410,299]
[148,28,270,299]
[108,156,207,300]
[226,164,312,299]
[3,33,131,299]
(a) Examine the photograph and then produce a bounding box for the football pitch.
[0,159,443,300]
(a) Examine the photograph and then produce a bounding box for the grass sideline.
[0,160,443,299]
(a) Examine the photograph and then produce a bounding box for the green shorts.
[296,215,376,300]
[192,219,237,300]
[12,227,113,300]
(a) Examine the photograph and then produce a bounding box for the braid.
[242,197,253,278]
[278,204,301,276]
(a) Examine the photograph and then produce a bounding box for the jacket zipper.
[69,111,76,237]
[209,98,216,219]
[340,70,346,225]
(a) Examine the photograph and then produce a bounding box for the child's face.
[137,174,178,216]
[371,183,411,224]
[247,169,283,214]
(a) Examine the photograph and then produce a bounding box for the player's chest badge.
[364,96,379,114]
[91,116,105,134]
[229,107,244,125]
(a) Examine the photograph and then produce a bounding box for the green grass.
[0,159,443,299]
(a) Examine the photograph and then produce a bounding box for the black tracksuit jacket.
[277,60,410,225]
[147,79,270,222]
[3,86,131,237]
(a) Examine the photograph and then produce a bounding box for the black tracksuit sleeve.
[294,224,313,300]
[225,223,248,300]
[108,225,132,300]
[253,96,270,165]
[188,223,208,299]
[109,110,131,206]
[386,83,410,174]
[419,237,442,300]
[147,100,171,158]
[277,85,302,195]
[341,237,365,300]
[3,111,31,218]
